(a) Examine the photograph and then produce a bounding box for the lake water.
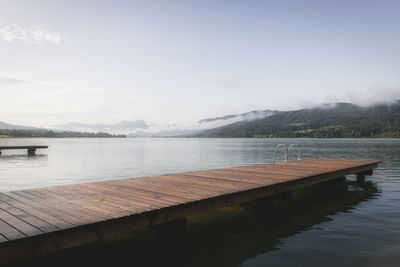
[0,138,399,266]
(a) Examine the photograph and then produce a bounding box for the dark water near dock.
[1,138,399,266]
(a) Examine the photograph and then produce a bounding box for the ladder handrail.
[273,144,288,162]
[272,144,301,162]
[288,144,301,160]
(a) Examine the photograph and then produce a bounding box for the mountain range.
[194,102,400,138]
[0,121,36,130]
[51,109,279,136]
[53,120,149,134]
[2,102,400,138]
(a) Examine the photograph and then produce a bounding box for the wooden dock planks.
[0,158,380,264]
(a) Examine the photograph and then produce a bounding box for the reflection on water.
[0,154,48,191]
[10,180,377,267]
[1,138,400,266]
[0,154,48,162]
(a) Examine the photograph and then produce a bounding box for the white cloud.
[347,86,400,107]
[0,23,63,45]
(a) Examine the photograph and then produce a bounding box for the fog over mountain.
[50,109,280,137]
[53,120,149,134]
[198,110,280,124]
[195,101,400,138]
[3,101,400,138]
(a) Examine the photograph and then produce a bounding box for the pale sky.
[1,0,400,127]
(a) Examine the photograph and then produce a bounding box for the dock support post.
[356,169,373,183]
[357,173,365,183]
[27,148,36,156]
[357,169,374,183]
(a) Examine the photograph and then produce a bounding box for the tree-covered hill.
[0,129,126,138]
[194,102,400,138]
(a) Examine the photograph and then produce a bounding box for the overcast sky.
[1,0,400,127]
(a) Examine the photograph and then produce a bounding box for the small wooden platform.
[0,146,48,156]
[0,158,379,264]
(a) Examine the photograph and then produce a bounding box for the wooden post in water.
[356,169,373,183]
[27,148,36,156]
[357,172,365,183]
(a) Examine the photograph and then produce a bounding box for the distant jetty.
[0,145,48,156]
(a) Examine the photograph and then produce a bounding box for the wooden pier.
[0,158,379,264]
[0,146,48,156]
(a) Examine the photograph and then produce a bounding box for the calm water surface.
[0,138,399,267]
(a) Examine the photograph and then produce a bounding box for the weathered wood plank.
[157,174,251,192]
[48,186,135,218]
[14,190,101,224]
[0,208,43,237]
[1,192,84,226]
[85,183,173,209]
[0,219,25,241]
[27,189,112,221]
[0,193,73,230]
[0,201,58,233]
[108,179,199,202]
[0,233,7,243]
[133,177,226,197]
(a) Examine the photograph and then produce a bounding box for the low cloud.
[0,23,63,45]
[347,86,400,107]
[299,86,400,109]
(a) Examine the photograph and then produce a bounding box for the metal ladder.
[273,144,301,162]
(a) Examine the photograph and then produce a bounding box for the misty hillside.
[0,121,126,138]
[194,102,400,138]
[198,110,280,123]
[0,121,36,130]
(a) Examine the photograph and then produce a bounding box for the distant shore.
[0,129,126,138]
